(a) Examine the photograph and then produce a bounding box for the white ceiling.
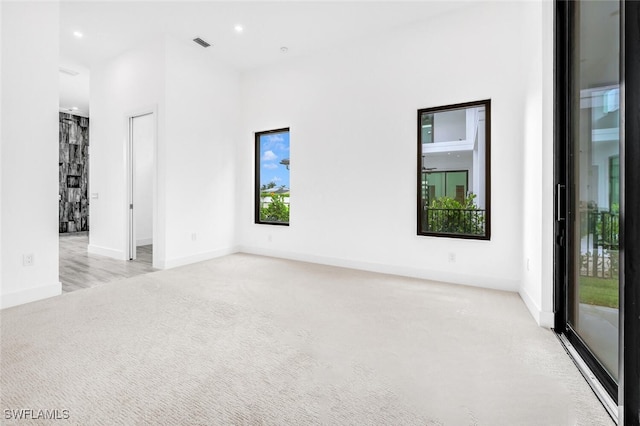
[59,59,90,117]
[59,1,471,116]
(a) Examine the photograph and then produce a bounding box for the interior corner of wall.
[153,259,168,270]
[518,285,545,327]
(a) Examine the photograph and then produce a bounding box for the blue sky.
[260,131,290,189]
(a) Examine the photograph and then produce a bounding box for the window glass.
[255,128,290,225]
[418,101,490,239]
[568,0,620,381]
[421,114,433,144]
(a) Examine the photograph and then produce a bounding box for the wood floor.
[59,232,156,293]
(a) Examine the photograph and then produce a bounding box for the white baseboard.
[136,238,153,246]
[1,282,61,310]
[87,244,126,260]
[519,287,554,328]
[237,246,519,293]
[157,246,239,270]
[539,310,555,328]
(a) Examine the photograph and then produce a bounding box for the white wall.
[425,153,473,174]
[0,0,3,298]
[0,1,554,323]
[1,2,60,309]
[161,37,240,268]
[89,40,165,262]
[133,113,154,246]
[476,112,486,209]
[59,59,90,117]
[89,36,240,269]
[238,2,535,293]
[433,109,466,143]
[520,0,555,327]
[594,140,618,209]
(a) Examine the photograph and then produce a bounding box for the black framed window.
[255,128,290,225]
[417,100,490,239]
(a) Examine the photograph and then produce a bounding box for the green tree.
[261,193,289,223]
[261,182,277,191]
[426,193,484,235]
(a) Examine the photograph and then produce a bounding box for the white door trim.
[125,106,157,265]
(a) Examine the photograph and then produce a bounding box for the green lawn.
[579,276,619,308]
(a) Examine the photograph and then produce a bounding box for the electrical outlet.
[268,234,272,242]
[23,254,34,267]
[527,258,530,271]
[191,233,197,241]
[448,252,456,263]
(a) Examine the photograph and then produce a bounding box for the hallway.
[59,232,155,293]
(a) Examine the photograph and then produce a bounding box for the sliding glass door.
[570,0,620,390]
[557,2,640,421]
[556,0,621,408]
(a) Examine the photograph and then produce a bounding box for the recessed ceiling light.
[234,25,243,33]
[71,107,79,111]
[280,46,288,53]
[73,31,83,38]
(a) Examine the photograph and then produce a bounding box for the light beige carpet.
[1,254,612,425]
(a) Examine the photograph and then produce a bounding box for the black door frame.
[554,1,640,424]
[621,1,640,424]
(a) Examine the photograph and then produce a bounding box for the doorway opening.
[58,112,92,293]
[128,111,156,268]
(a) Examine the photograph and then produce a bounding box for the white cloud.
[262,150,277,161]
[265,134,284,143]
[263,163,278,169]
[261,134,288,151]
[271,176,281,182]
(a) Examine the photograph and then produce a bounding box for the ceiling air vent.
[59,67,80,76]
[193,37,211,48]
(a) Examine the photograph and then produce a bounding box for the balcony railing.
[581,210,619,278]
[423,208,486,236]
